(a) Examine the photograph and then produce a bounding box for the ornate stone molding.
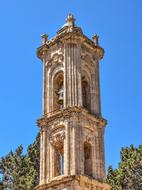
[49,130,65,150]
[37,30,104,61]
[46,53,64,69]
[81,54,94,66]
[38,120,47,131]
[37,44,48,60]
[37,107,107,129]
[61,34,83,44]
[34,175,110,190]
[85,135,92,144]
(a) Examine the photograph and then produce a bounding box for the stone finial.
[66,13,76,27]
[92,34,99,45]
[41,34,48,45]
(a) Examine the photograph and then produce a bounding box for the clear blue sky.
[0,0,142,170]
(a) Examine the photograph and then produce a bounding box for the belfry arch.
[54,140,64,177]
[84,141,92,177]
[53,71,64,111]
[49,125,65,178]
[81,70,91,112]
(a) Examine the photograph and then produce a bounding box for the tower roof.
[37,14,104,60]
[61,13,76,28]
[57,13,82,34]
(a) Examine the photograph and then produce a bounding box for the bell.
[57,86,64,108]
[58,88,63,101]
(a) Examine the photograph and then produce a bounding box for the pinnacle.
[66,13,76,26]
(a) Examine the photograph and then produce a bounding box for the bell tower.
[35,14,110,190]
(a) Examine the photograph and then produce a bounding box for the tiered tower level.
[35,14,110,190]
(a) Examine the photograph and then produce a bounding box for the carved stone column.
[41,34,48,114]
[91,60,101,115]
[98,127,106,180]
[39,129,43,184]
[40,125,48,185]
[71,116,76,175]
[94,127,106,181]
[63,120,70,175]
[63,40,82,108]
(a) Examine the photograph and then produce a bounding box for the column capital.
[41,126,47,132]
[37,118,47,130]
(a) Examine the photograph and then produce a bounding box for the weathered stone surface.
[36,14,110,190]
[35,175,110,190]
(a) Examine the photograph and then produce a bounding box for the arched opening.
[54,149,64,176]
[82,75,91,111]
[54,138,64,177]
[84,142,92,176]
[53,72,64,111]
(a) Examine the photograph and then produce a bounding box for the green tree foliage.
[1,134,142,190]
[0,133,40,190]
[27,133,40,186]
[107,144,142,190]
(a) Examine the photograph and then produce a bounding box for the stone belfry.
[35,14,110,190]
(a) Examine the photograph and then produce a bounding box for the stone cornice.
[37,107,107,129]
[34,175,110,190]
[37,27,104,60]
[37,44,48,60]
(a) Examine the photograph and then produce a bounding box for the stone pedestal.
[35,175,110,190]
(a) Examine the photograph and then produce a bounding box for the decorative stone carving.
[38,120,47,130]
[46,53,64,69]
[35,175,110,190]
[49,131,65,150]
[81,54,93,66]
[85,136,92,144]
[83,127,94,144]
[52,53,64,63]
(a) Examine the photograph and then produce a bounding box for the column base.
[35,175,111,190]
